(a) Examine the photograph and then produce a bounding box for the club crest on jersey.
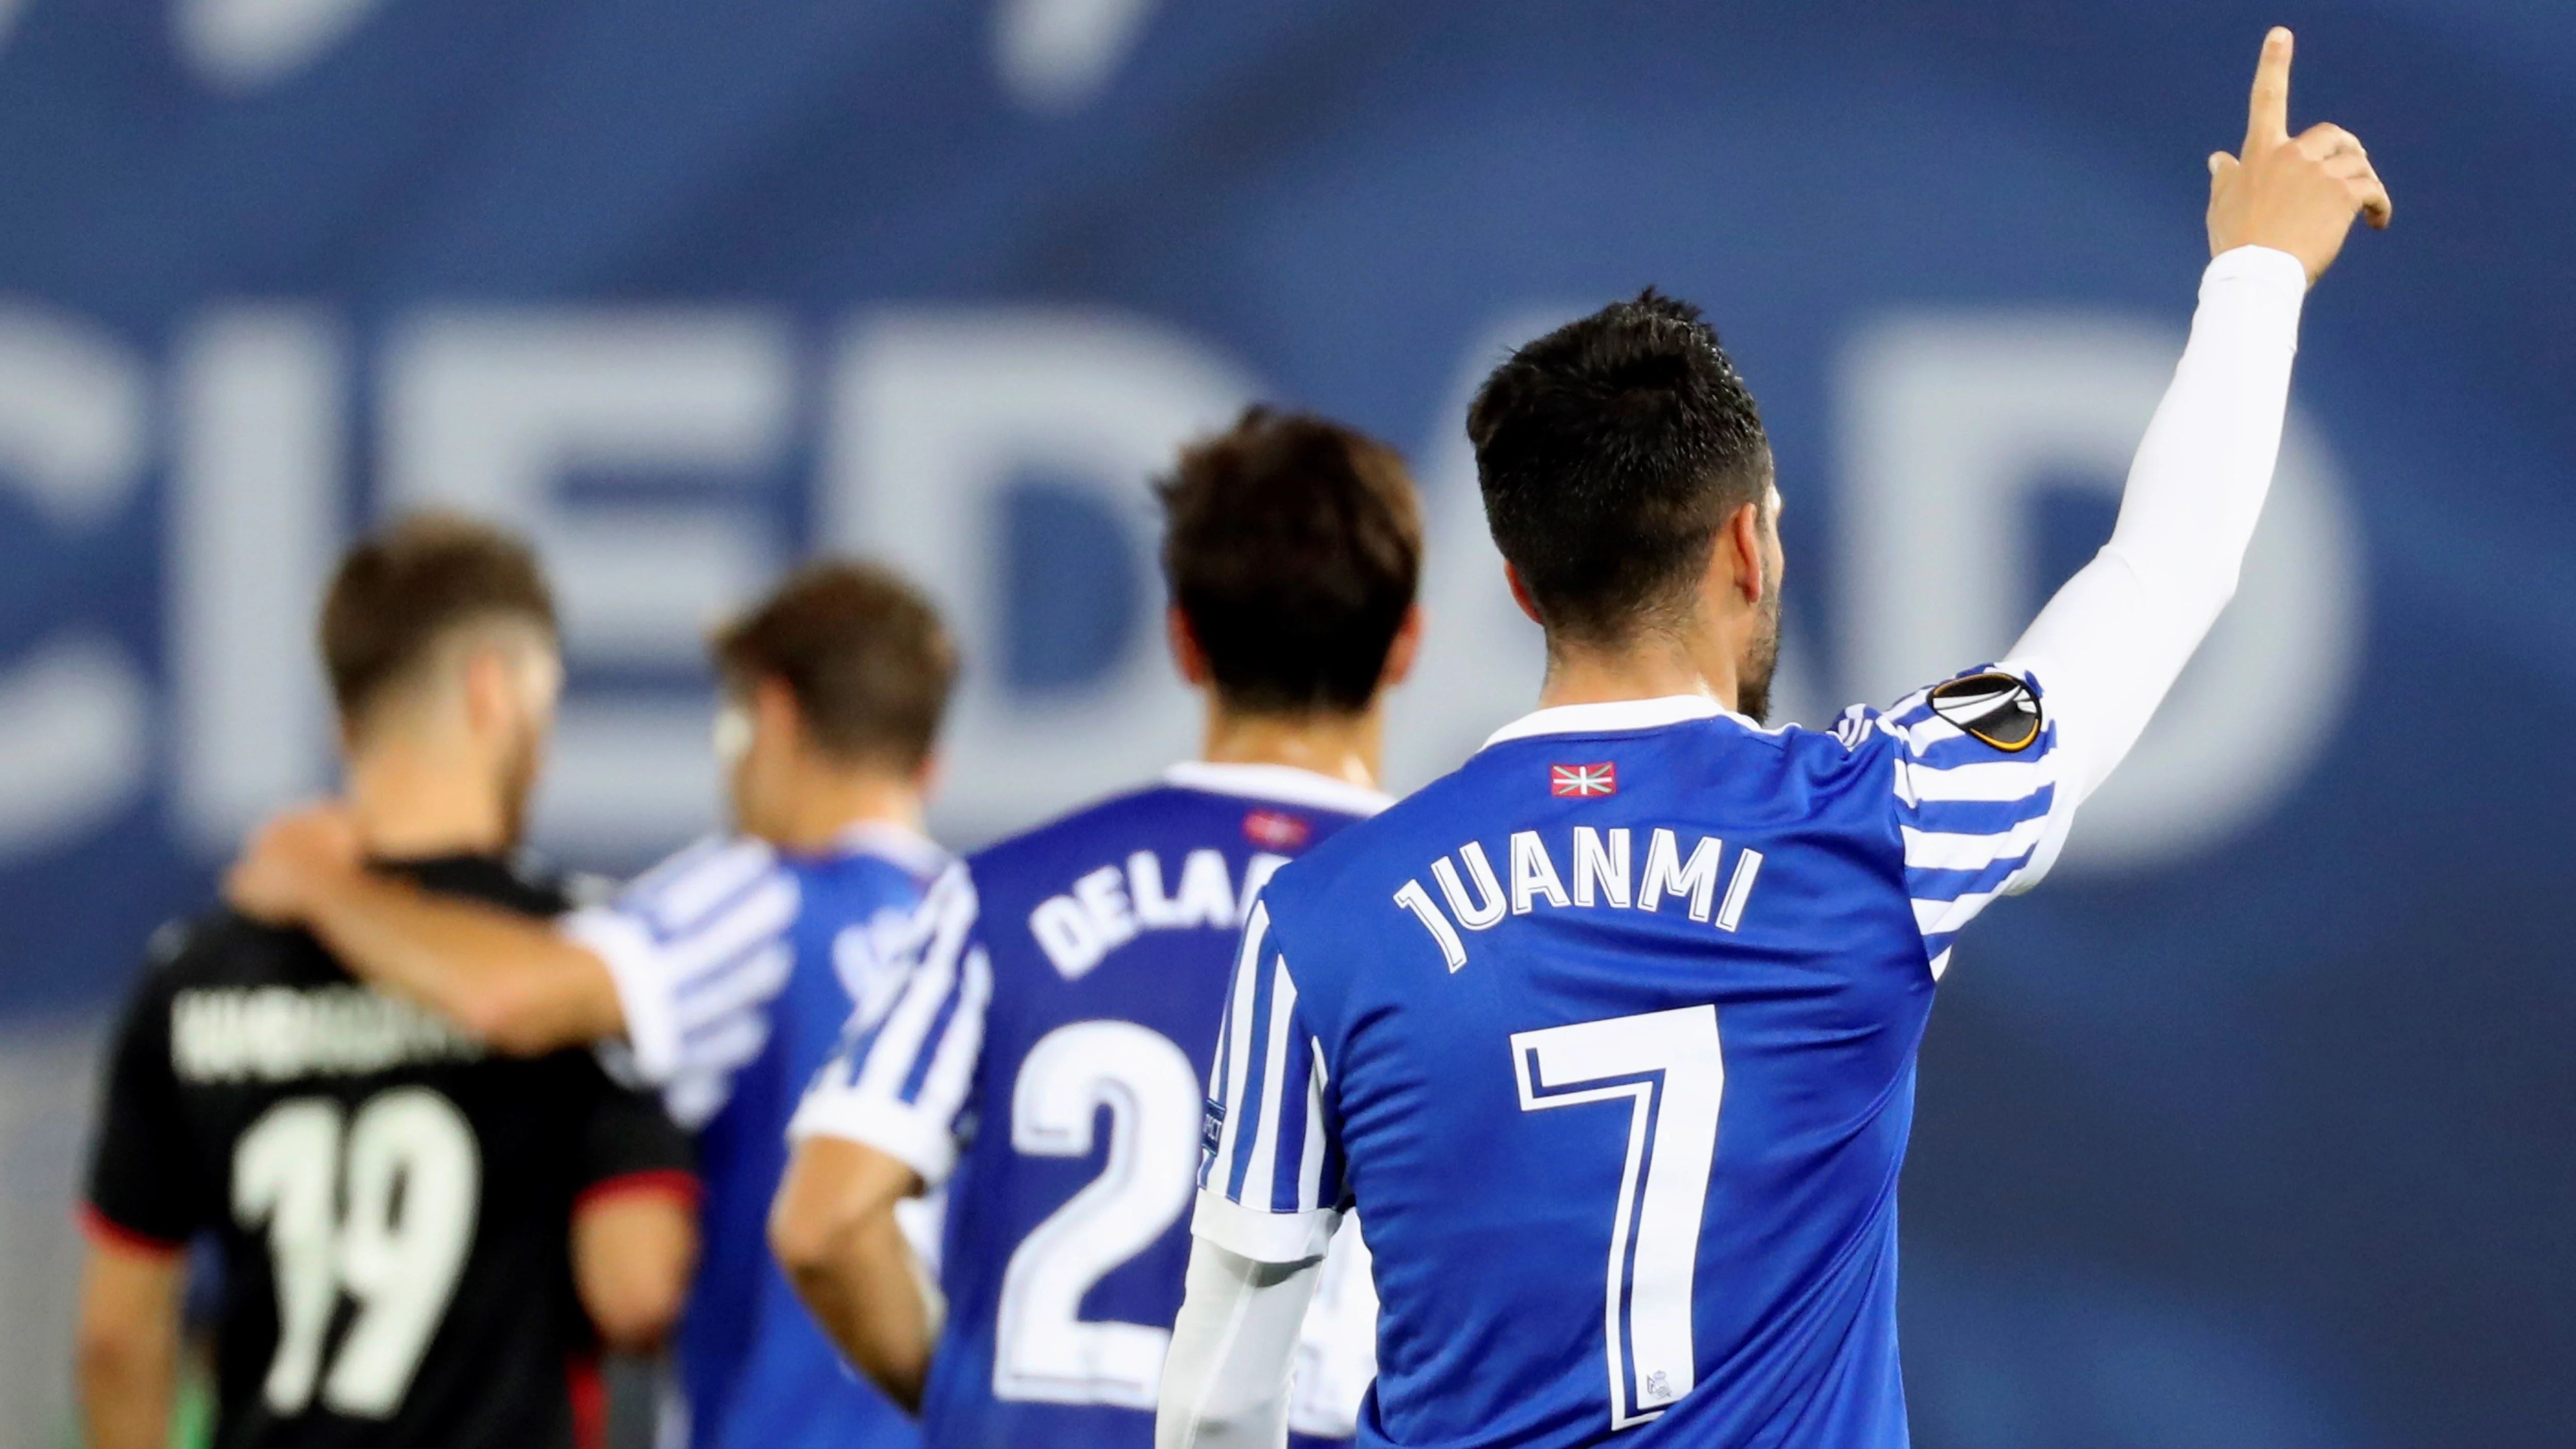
[1243,809,1311,850]
[1551,762,1618,797]
[1929,672,2043,752]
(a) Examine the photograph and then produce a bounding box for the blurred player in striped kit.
[227,562,959,1449]
[768,410,1416,1448]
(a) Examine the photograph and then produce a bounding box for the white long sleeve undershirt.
[2007,245,2308,814]
[1156,1243,1326,1449]
[1151,246,2310,1447]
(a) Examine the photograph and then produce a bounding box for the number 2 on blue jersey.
[996,1019,1204,1408]
[1511,1006,1725,1431]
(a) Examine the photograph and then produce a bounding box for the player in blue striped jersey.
[1157,32,2391,1448]
[768,410,1420,1449]
[227,562,960,1449]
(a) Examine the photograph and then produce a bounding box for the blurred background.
[2,1,2570,1444]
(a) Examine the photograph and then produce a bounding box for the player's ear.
[460,646,511,738]
[1166,606,1213,688]
[1377,604,1426,692]
[1503,562,1544,626]
[751,675,806,761]
[1722,500,1768,608]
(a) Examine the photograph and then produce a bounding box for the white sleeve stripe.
[649,863,779,947]
[1913,889,2004,936]
[669,943,794,1035]
[1213,904,1270,1179]
[846,868,979,1101]
[1191,1190,1340,1266]
[853,929,960,1102]
[1240,956,1298,1212]
[1899,757,2061,805]
[1901,815,2053,872]
[1889,714,1971,754]
[629,839,776,934]
[655,876,799,982]
[672,1011,767,1074]
[908,947,991,1124]
[617,834,734,904]
[560,907,685,1083]
[787,1087,963,1185]
[1296,1037,1331,1214]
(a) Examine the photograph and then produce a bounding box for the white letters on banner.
[1840,314,2362,871]
[0,300,2362,875]
[0,305,152,857]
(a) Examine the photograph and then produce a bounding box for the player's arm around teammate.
[1153,28,2391,1449]
[225,565,954,1124]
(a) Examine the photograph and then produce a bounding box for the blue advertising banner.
[2,2,2571,1443]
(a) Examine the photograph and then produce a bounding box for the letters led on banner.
[4,302,2358,874]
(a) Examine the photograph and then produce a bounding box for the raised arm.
[226,808,624,1056]
[2010,27,2389,806]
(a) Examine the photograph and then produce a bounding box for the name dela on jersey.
[1389,826,1766,973]
[1027,847,1292,979]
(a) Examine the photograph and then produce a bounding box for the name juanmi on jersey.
[1391,827,1766,973]
[1028,848,1293,980]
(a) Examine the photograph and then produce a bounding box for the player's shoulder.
[790,826,947,910]
[964,773,1286,894]
[1257,763,1476,923]
[966,782,1170,888]
[1839,664,2055,770]
[1264,711,1902,918]
[129,907,282,991]
[403,851,572,917]
[612,833,795,932]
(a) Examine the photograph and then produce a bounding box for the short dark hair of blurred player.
[768,407,1417,1447]
[222,561,959,1449]
[78,515,699,1449]
[1161,29,2393,1448]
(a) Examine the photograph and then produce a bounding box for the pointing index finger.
[2245,26,2293,151]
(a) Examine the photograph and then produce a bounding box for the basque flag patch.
[1550,762,1618,797]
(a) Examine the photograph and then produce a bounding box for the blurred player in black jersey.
[75,516,699,1449]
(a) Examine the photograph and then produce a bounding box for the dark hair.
[1158,407,1423,716]
[710,561,956,772]
[319,513,557,725]
[1467,288,1771,646]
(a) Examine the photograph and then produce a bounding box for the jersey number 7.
[1511,1006,1724,1431]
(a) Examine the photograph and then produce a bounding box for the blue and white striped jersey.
[1195,669,2068,1449]
[565,826,951,1449]
[563,837,804,1128]
[792,762,1391,1449]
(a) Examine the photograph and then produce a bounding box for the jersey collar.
[1481,694,1747,749]
[1160,760,1395,818]
[823,820,951,877]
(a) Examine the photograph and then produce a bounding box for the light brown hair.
[710,561,956,772]
[318,513,557,727]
